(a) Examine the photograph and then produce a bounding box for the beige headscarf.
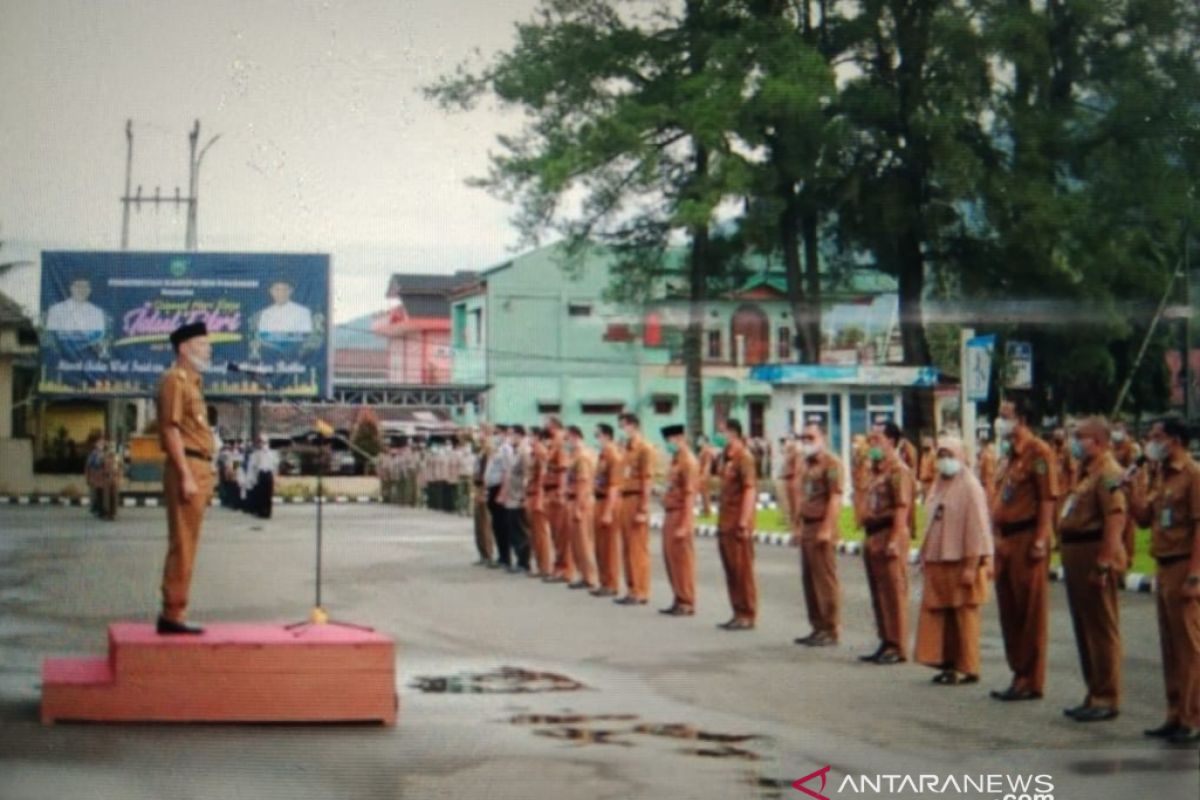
[921,437,993,562]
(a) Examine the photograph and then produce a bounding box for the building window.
[581,402,624,415]
[471,309,483,345]
[777,327,791,360]
[652,397,676,415]
[568,303,593,317]
[536,401,562,415]
[706,329,722,360]
[603,323,635,342]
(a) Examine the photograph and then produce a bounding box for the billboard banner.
[38,251,331,398]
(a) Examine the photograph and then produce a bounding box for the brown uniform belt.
[997,518,1038,537]
[864,518,892,535]
[621,490,643,497]
[543,483,560,490]
[802,516,825,524]
[1156,553,1190,567]
[183,448,211,461]
[594,492,607,500]
[1060,529,1103,545]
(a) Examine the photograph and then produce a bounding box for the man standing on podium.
[156,322,216,635]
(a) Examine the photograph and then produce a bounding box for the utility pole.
[185,119,221,251]
[118,119,219,251]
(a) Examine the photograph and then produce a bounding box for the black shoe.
[718,618,739,629]
[858,646,885,663]
[660,605,680,615]
[590,588,617,597]
[1063,704,1089,719]
[1072,707,1118,723]
[932,670,957,685]
[156,616,204,635]
[506,565,524,574]
[794,633,817,646]
[487,561,504,569]
[614,596,647,606]
[1168,727,1200,746]
[567,581,591,590]
[807,632,838,647]
[722,619,755,631]
[874,651,904,665]
[990,687,1042,702]
[543,575,569,584]
[1145,722,1182,738]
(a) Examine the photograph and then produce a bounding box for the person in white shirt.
[245,435,280,519]
[46,275,105,333]
[257,278,314,335]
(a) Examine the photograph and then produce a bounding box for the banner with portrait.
[38,251,332,398]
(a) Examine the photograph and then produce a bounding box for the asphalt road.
[1,502,1197,800]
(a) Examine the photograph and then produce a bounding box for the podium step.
[42,622,397,725]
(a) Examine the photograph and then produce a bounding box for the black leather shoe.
[1144,722,1182,738]
[1072,706,1118,723]
[156,616,204,635]
[794,633,816,646]
[991,687,1042,702]
[614,596,646,606]
[874,651,905,665]
[858,647,884,663]
[590,588,617,597]
[723,619,755,631]
[718,618,739,629]
[807,632,838,647]
[1063,704,1089,719]
[1168,727,1200,746]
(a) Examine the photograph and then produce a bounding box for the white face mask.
[1112,431,1127,444]
[801,442,821,458]
[937,457,962,477]
[994,418,1015,439]
[1146,441,1168,462]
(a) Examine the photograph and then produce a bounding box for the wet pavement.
[1,503,1197,799]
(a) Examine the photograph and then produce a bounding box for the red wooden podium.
[41,622,398,725]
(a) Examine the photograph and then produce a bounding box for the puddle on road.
[505,709,767,762]
[410,666,586,694]
[534,727,634,747]
[511,713,638,725]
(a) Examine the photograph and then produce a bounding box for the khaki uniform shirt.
[595,441,622,501]
[621,436,655,498]
[864,457,914,533]
[717,444,756,533]
[992,435,1058,527]
[797,451,843,533]
[1145,454,1200,560]
[1060,453,1127,536]
[663,448,699,511]
[156,362,212,461]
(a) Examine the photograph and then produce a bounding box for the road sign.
[1006,341,1033,389]
[965,334,995,402]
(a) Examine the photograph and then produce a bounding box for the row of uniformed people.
[377,442,475,513]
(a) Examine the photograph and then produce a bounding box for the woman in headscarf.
[915,436,994,685]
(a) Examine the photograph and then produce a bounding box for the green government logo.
[168,258,189,278]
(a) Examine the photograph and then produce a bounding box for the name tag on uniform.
[1061,495,1076,520]
[1161,507,1174,529]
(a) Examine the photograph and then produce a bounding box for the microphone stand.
[223,363,372,634]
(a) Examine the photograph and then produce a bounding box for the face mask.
[994,418,1015,439]
[1146,441,1168,462]
[937,457,961,477]
[666,442,679,455]
[564,442,576,454]
[868,447,884,462]
[1069,438,1085,461]
[1112,431,1127,444]
[801,443,821,458]
[712,434,728,449]
[998,440,1012,457]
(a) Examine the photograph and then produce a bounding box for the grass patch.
[697,505,1158,576]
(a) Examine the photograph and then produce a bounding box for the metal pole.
[120,120,133,249]
[960,327,976,466]
[185,120,198,250]
[1112,252,1186,417]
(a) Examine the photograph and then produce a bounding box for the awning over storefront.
[750,364,939,387]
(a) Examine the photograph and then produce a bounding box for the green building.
[449,242,932,457]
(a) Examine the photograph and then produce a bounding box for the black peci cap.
[169,321,208,349]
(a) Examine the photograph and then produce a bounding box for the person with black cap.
[257,277,314,334]
[660,424,699,616]
[156,321,215,635]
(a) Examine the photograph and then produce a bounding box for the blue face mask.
[1069,438,1085,461]
[712,434,728,449]
[998,440,1012,458]
[666,442,679,455]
